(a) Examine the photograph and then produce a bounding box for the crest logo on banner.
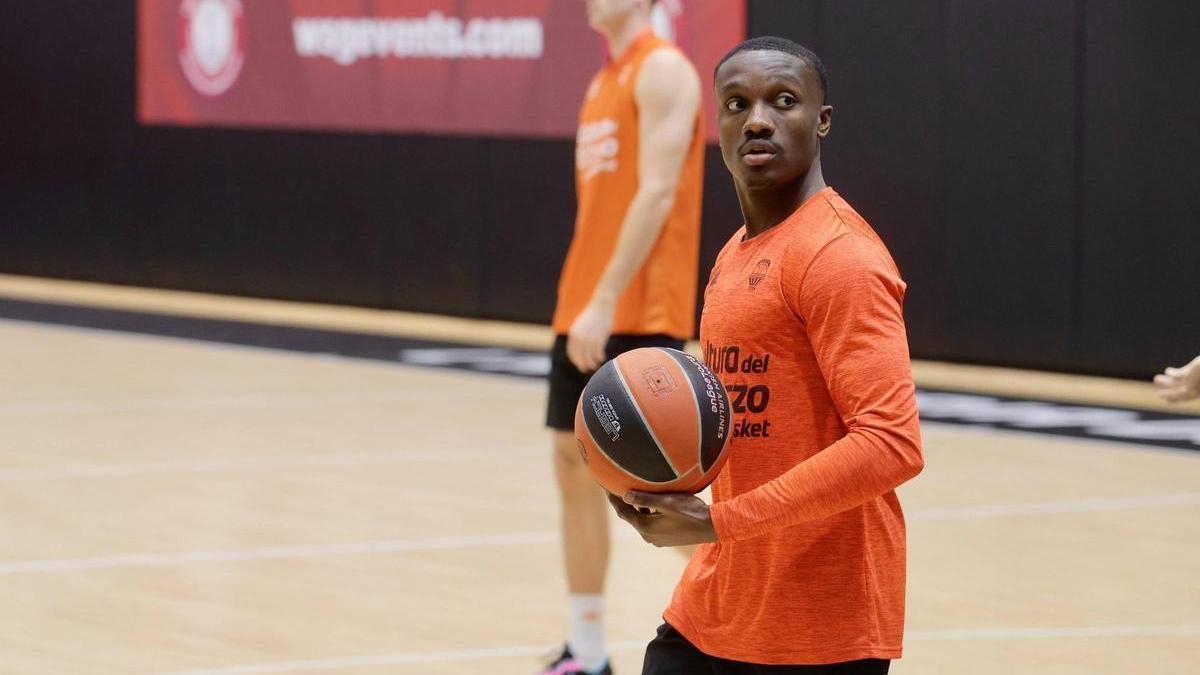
[178,0,244,96]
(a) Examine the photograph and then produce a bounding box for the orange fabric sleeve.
[709,234,925,542]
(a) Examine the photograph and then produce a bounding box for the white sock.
[568,594,607,672]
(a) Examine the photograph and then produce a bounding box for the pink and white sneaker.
[537,645,613,675]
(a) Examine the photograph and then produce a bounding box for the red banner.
[138,0,745,141]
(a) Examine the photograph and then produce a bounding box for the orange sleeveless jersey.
[665,188,925,664]
[550,31,704,339]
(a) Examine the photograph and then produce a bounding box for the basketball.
[574,347,732,495]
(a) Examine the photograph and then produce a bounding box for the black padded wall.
[749,0,1200,377]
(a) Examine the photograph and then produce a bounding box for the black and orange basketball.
[574,347,732,495]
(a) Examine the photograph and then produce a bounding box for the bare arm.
[567,48,702,372]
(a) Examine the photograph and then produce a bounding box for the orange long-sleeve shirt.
[665,187,924,665]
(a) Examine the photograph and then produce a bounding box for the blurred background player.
[609,37,923,673]
[541,0,703,673]
[1154,354,1200,402]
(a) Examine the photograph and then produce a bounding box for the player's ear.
[817,105,832,138]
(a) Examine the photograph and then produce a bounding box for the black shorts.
[545,333,685,430]
[643,623,891,675]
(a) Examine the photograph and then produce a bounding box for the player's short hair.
[715,36,828,101]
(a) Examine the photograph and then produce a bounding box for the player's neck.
[603,14,651,60]
[739,162,827,239]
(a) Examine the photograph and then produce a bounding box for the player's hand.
[566,298,615,373]
[608,491,718,547]
[1153,354,1200,403]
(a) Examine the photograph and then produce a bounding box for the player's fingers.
[624,490,671,514]
[567,337,589,372]
[581,337,604,372]
[591,338,607,369]
[607,492,626,516]
[607,493,640,523]
[578,352,596,373]
[1165,367,1184,377]
[571,335,592,371]
[623,490,654,507]
[1153,373,1177,387]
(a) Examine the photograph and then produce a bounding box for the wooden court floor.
[0,277,1198,674]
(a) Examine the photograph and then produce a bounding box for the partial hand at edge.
[1153,355,1200,403]
[566,299,615,373]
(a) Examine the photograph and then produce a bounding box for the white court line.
[147,626,1200,674]
[0,447,541,481]
[2,492,1198,576]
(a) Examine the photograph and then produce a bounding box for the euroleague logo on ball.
[178,0,245,96]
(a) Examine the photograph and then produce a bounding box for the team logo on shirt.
[748,259,771,290]
[577,117,620,181]
[705,342,774,439]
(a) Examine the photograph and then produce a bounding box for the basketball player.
[608,37,925,673]
[541,1,704,673]
[1154,354,1200,402]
